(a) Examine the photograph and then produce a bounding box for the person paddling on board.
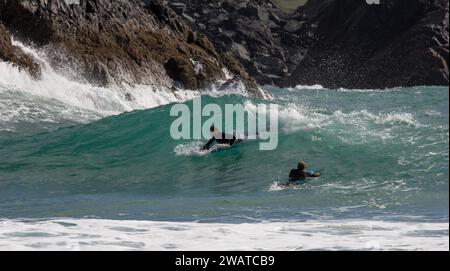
[201,125,240,151]
[288,161,321,185]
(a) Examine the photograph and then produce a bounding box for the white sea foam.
[0,86,103,131]
[174,142,209,156]
[0,44,177,117]
[289,84,325,91]
[0,218,447,251]
[268,182,300,191]
[0,40,254,126]
[333,110,419,127]
[174,141,234,156]
[274,108,421,146]
[242,99,423,141]
[334,87,403,93]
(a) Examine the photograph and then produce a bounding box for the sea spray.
[0,85,447,250]
[170,96,279,150]
[0,40,256,125]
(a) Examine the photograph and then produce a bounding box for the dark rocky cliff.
[283,0,449,88]
[1,0,448,92]
[168,0,449,89]
[167,0,290,85]
[0,0,264,96]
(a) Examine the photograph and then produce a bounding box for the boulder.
[0,23,41,77]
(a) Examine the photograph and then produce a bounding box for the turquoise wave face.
[0,86,448,222]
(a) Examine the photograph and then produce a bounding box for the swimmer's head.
[298,161,306,171]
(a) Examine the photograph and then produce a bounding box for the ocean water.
[0,42,448,250]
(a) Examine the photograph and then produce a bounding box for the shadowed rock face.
[282,0,449,89]
[167,0,291,85]
[168,0,448,89]
[1,0,448,92]
[0,0,263,96]
[0,22,40,77]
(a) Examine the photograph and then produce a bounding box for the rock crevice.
[0,0,263,96]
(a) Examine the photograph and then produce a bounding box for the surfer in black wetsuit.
[201,126,239,151]
[288,161,321,185]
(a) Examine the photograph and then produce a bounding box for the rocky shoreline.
[0,0,264,97]
[169,0,448,89]
[0,0,448,95]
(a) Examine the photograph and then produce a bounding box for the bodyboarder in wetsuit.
[288,161,321,185]
[201,126,239,151]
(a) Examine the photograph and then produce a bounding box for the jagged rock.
[254,55,288,77]
[168,0,448,89]
[168,0,291,85]
[2,0,447,92]
[221,52,263,95]
[231,42,251,61]
[0,0,264,96]
[164,56,197,89]
[170,2,187,14]
[0,22,40,77]
[283,19,304,32]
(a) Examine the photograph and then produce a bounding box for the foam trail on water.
[269,182,290,191]
[0,218,447,251]
[174,142,209,156]
[174,141,236,156]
